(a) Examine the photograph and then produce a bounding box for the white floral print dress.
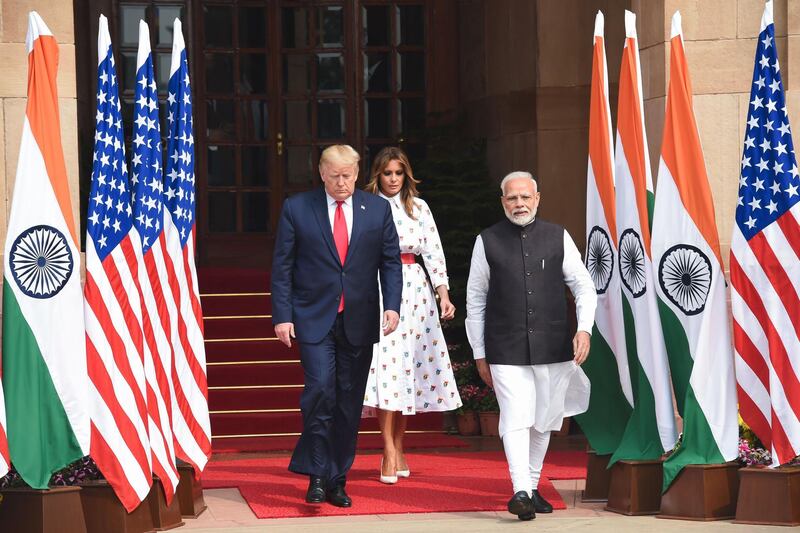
[363,193,462,414]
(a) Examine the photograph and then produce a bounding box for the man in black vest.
[466,171,596,521]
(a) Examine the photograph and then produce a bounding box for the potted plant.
[734,418,800,525]
[453,361,482,435]
[477,387,500,437]
[454,384,482,435]
[0,458,101,533]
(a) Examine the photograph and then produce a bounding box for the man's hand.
[382,310,400,335]
[275,322,295,348]
[476,358,493,388]
[573,330,591,365]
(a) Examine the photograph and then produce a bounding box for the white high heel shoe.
[396,455,410,477]
[380,458,398,484]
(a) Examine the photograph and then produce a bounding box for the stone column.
[634,0,797,269]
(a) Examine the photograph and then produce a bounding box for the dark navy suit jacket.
[271,187,402,346]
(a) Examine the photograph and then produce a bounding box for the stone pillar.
[634,0,797,269]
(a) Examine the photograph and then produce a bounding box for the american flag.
[131,20,179,501]
[731,1,800,466]
[162,18,212,473]
[84,15,152,511]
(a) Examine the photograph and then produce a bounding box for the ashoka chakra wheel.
[586,226,614,294]
[619,228,646,298]
[10,225,74,299]
[658,244,712,316]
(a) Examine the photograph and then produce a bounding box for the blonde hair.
[319,145,360,170]
[365,146,421,220]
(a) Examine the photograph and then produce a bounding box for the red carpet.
[202,450,586,519]
[540,449,588,480]
[212,433,470,454]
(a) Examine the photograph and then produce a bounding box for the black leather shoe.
[305,476,325,504]
[507,491,534,521]
[326,484,352,507]
[531,489,553,513]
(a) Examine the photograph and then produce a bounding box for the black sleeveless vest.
[481,218,572,365]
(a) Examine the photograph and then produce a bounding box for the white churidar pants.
[490,361,590,495]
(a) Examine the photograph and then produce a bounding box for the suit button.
[524,252,529,257]
[527,290,532,294]
[522,233,527,239]
[526,271,531,276]
[528,309,533,315]
[342,272,346,277]
[528,328,533,333]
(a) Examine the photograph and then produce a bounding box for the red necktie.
[333,201,348,311]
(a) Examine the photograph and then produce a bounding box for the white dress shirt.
[325,192,353,240]
[465,225,597,360]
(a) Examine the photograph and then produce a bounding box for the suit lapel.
[312,188,341,264]
[344,190,365,265]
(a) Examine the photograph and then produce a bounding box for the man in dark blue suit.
[271,145,402,508]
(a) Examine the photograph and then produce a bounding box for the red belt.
[400,253,417,265]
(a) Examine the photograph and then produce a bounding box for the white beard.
[504,210,536,227]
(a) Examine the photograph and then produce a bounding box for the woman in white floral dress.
[363,147,462,484]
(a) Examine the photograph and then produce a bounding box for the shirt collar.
[325,191,353,208]
[378,191,401,208]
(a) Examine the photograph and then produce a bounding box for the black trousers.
[288,314,372,486]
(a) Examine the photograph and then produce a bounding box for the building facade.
[0,0,798,273]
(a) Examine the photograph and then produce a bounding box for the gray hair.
[500,171,538,194]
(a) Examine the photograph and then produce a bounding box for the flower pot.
[582,450,611,502]
[177,463,207,518]
[478,411,500,437]
[658,462,740,520]
[734,466,800,526]
[148,476,184,530]
[456,411,480,436]
[605,459,664,515]
[80,480,154,533]
[0,486,87,533]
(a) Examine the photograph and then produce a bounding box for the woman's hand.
[435,285,455,320]
[439,298,455,320]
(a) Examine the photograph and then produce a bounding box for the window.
[360,2,427,170]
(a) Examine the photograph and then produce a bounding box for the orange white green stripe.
[610,10,678,465]
[574,11,634,455]
[652,11,738,489]
[1,12,89,488]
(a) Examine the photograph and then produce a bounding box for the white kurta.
[465,224,597,438]
[363,194,462,414]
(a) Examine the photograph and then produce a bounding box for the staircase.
[199,268,444,452]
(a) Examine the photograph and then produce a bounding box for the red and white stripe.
[85,234,153,511]
[136,230,180,500]
[163,220,211,473]
[731,202,800,464]
[132,19,179,503]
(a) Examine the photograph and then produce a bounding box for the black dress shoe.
[507,491,534,521]
[305,476,325,504]
[531,489,553,513]
[326,484,352,507]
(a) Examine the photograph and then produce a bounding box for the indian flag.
[574,11,634,455]
[609,10,678,465]
[0,373,7,478]
[1,12,89,488]
[653,11,738,489]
